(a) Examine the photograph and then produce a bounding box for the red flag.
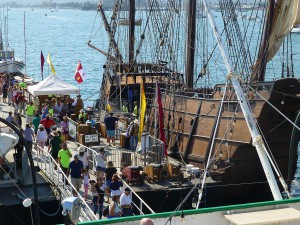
[74,61,86,84]
[40,51,45,73]
[156,81,167,157]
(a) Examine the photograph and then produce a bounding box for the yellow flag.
[47,53,56,75]
[138,79,146,142]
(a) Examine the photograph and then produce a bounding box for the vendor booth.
[28,75,79,96]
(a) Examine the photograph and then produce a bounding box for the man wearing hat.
[48,131,62,169]
[67,154,84,196]
[25,101,35,124]
[120,187,134,217]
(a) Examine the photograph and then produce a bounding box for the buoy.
[23,198,32,207]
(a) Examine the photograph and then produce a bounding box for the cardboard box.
[89,127,97,134]
[78,134,85,144]
[78,124,90,134]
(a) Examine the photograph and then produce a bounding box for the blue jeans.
[130,136,138,151]
[92,196,104,219]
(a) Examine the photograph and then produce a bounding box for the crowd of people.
[1,75,145,221]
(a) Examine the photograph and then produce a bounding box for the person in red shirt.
[40,114,55,135]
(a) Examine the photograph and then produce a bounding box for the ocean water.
[6,7,300,106]
[6,8,107,106]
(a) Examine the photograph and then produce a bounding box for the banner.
[47,53,56,75]
[138,79,146,142]
[74,61,86,84]
[156,81,167,156]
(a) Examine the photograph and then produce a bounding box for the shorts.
[96,166,105,172]
[71,178,82,190]
[111,189,121,196]
[105,179,112,187]
[26,115,33,123]
[106,130,115,138]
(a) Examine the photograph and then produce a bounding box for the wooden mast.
[129,0,135,69]
[255,0,275,81]
[185,0,196,88]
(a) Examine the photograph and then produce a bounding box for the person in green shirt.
[122,104,128,112]
[32,114,41,134]
[19,78,27,89]
[78,109,87,123]
[25,101,35,124]
[58,143,72,175]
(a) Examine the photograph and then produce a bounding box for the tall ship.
[88,0,300,208]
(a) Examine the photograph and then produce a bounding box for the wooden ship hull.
[151,78,300,190]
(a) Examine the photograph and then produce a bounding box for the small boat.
[292,24,300,33]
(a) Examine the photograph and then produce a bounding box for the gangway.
[35,142,155,222]
[35,145,97,222]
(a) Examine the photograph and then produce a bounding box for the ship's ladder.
[34,145,97,223]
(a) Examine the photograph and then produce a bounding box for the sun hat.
[78,146,85,153]
[38,124,44,128]
[80,109,84,113]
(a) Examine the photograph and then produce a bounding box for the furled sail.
[294,0,300,25]
[266,0,299,62]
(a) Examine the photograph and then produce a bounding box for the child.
[83,168,90,200]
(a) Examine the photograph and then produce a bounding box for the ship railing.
[34,145,98,222]
[76,142,156,215]
[122,181,155,215]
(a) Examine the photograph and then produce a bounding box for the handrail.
[35,145,98,221]
[75,142,156,215]
[122,180,155,214]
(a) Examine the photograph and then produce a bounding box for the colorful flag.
[156,81,167,157]
[74,61,86,84]
[40,51,45,74]
[138,79,146,142]
[106,97,112,113]
[46,53,56,75]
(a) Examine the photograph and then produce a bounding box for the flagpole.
[154,82,158,139]
[23,11,27,77]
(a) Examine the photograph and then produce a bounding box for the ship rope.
[218,0,266,82]
[247,85,300,133]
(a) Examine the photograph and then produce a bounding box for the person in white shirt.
[120,187,133,217]
[78,146,90,169]
[95,148,107,178]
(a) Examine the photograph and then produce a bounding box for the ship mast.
[185,0,196,88]
[202,0,284,201]
[129,0,135,69]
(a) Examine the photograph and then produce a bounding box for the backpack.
[102,205,109,217]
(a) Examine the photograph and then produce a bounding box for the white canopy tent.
[28,75,80,96]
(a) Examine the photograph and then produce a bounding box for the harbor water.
[6,8,300,106]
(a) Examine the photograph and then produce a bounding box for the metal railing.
[34,145,98,222]
[76,142,157,215]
